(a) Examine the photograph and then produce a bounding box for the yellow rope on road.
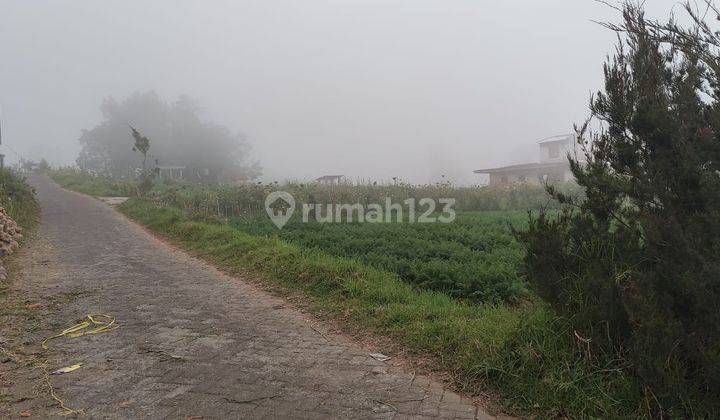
[41,363,84,416]
[42,313,118,349]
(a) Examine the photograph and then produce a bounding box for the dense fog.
[1,0,683,184]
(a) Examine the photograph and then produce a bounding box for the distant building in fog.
[474,134,578,186]
[157,165,186,180]
[315,175,345,185]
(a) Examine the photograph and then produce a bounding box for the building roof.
[474,160,569,174]
[537,134,574,144]
[315,175,344,181]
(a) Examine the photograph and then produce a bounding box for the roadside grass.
[0,169,39,231]
[0,168,42,363]
[119,198,643,418]
[48,167,136,197]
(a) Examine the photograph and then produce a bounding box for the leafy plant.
[0,168,38,230]
[232,211,530,303]
[517,2,720,416]
[130,126,158,196]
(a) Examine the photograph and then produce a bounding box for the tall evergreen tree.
[517,2,720,416]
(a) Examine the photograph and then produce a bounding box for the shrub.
[0,168,38,230]
[517,3,720,416]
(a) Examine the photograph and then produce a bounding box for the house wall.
[488,168,572,186]
[479,135,578,186]
[539,137,576,163]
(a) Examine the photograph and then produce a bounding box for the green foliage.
[0,168,38,230]
[48,167,136,197]
[130,126,150,159]
[517,4,720,416]
[153,180,582,219]
[233,211,529,303]
[147,179,580,303]
[48,163,582,213]
[130,126,158,195]
[120,197,644,418]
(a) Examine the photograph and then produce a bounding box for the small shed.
[315,175,345,185]
[157,165,186,180]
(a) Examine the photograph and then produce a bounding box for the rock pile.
[0,207,23,280]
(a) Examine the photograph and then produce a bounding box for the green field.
[232,211,530,303]
[118,198,641,417]
[52,170,648,417]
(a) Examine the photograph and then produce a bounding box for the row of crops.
[232,211,531,303]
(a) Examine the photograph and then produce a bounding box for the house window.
[500,175,508,184]
[518,175,527,182]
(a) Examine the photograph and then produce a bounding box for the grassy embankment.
[48,167,136,197]
[50,170,642,417]
[0,169,39,233]
[0,168,40,300]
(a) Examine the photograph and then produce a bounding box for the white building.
[474,134,578,186]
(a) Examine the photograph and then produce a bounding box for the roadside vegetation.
[154,180,581,215]
[0,168,39,231]
[48,167,135,197]
[119,198,642,417]
[232,212,529,303]
[0,167,40,307]
[49,165,582,213]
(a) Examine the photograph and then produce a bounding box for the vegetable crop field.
[232,211,530,303]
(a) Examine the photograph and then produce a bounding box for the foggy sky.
[1,0,684,184]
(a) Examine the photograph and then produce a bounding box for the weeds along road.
[4,175,492,419]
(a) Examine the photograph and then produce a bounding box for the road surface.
[1,176,492,419]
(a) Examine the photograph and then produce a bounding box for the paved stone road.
[8,176,493,419]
